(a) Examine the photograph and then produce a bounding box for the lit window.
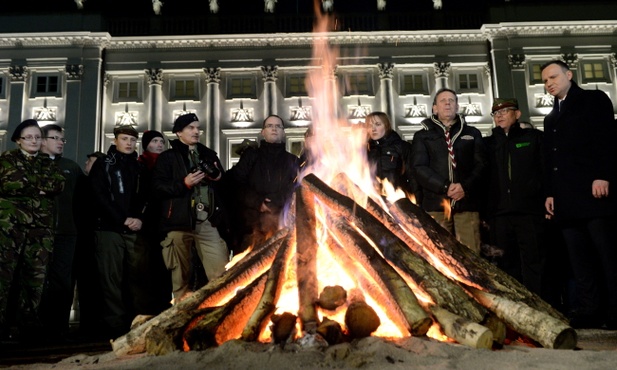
[457,73,479,91]
[582,62,609,83]
[228,77,256,99]
[118,82,139,99]
[401,74,427,95]
[345,73,371,95]
[172,79,198,101]
[287,75,308,97]
[529,64,543,85]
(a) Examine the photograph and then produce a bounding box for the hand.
[184,171,206,188]
[447,183,465,201]
[592,179,609,198]
[125,217,142,231]
[545,197,554,217]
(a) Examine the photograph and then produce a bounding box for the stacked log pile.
[112,173,576,357]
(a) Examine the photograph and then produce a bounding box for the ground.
[3,329,617,369]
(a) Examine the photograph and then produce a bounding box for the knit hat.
[491,98,519,113]
[11,119,40,142]
[113,125,139,138]
[142,130,165,149]
[172,113,199,133]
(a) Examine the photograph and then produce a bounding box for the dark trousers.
[491,213,546,296]
[40,234,77,334]
[561,216,617,319]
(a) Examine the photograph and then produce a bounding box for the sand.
[7,329,617,370]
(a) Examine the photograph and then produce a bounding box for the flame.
[442,198,452,221]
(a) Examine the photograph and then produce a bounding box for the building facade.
[0,20,616,167]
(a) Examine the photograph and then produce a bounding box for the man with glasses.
[0,119,65,342]
[232,114,300,252]
[482,98,546,298]
[37,124,85,340]
[411,88,486,254]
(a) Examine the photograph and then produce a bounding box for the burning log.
[172,273,269,354]
[345,299,381,338]
[295,186,319,333]
[241,233,296,341]
[303,173,487,324]
[388,198,567,323]
[270,312,298,345]
[326,216,432,336]
[429,306,493,349]
[112,228,290,356]
[469,288,577,349]
[317,285,347,310]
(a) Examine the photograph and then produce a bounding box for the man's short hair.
[262,114,285,129]
[41,124,63,137]
[433,88,458,105]
[540,60,570,72]
[113,125,138,138]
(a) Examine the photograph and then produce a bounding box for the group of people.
[1,59,615,344]
[0,112,300,343]
[366,60,617,330]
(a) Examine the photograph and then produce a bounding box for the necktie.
[445,130,456,169]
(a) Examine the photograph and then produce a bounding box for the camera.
[192,159,221,178]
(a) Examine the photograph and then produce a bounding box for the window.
[581,61,609,83]
[172,79,198,101]
[118,82,139,99]
[228,76,256,99]
[31,74,61,97]
[0,76,5,99]
[401,74,427,95]
[456,73,479,91]
[286,75,308,97]
[344,73,372,96]
[529,63,543,85]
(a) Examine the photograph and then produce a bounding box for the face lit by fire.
[492,108,521,134]
[177,121,201,147]
[261,116,285,144]
[367,116,387,141]
[114,133,137,155]
[433,91,459,126]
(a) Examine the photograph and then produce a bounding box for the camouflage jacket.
[0,149,65,231]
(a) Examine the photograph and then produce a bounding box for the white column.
[378,62,396,128]
[146,68,164,132]
[205,67,221,152]
[261,65,278,117]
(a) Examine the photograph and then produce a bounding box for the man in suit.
[541,60,617,329]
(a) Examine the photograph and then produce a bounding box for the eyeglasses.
[45,136,67,143]
[490,108,516,117]
[19,136,42,142]
[264,123,284,130]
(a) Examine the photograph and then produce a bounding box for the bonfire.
[111,4,575,356]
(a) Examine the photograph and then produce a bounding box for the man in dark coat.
[152,114,229,304]
[89,125,146,338]
[233,115,300,252]
[542,60,617,329]
[483,98,546,296]
[411,88,486,253]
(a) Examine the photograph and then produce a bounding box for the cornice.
[0,32,111,48]
[482,20,617,39]
[108,30,486,50]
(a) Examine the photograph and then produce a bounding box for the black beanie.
[172,113,199,133]
[11,119,40,142]
[142,130,165,149]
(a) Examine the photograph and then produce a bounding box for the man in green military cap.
[482,97,547,298]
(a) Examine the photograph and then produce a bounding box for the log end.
[552,327,578,350]
[410,317,433,337]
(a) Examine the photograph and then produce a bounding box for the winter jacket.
[411,114,486,213]
[367,130,415,194]
[543,81,617,221]
[90,145,144,233]
[233,140,299,212]
[152,139,226,233]
[483,123,545,217]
